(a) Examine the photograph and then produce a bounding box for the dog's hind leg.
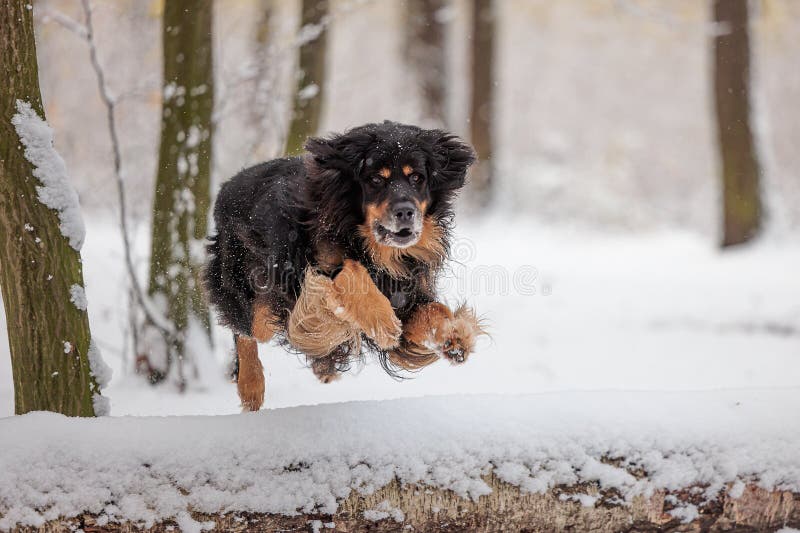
[235,334,263,411]
[235,301,276,412]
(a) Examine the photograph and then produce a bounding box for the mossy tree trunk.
[285,0,329,156]
[0,1,101,416]
[469,0,495,206]
[404,0,448,127]
[147,0,214,389]
[713,0,762,247]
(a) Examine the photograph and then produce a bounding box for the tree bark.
[404,0,448,127]
[469,0,495,205]
[284,0,328,156]
[146,0,214,388]
[713,0,762,247]
[0,0,101,416]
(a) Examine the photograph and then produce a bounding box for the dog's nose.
[392,201,416,224]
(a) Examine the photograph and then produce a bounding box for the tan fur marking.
[330,259,402,349]
[403,302,453,346]
[359,215,446,278]
[388,348,439,371]
[402,165,414,176]
[287,269,361,358]
[236,336,264,411]
[364,201,389,226]
[251,301,277,343]
[394,302,487,367]
[378,167,391,179]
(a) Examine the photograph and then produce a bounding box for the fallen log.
[10,479,800,532]
[3,391,800,532]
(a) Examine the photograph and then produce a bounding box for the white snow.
[88,340,112,389]
[559,493,598,508]
[0,390,799,530]
[669,504,700,524]
[69,284,87,311]
[0,216,799,528]
[174,512,214,533]
[11,101,86,251]
[363,500,404,523]
[92,393,110,417]
[297,83,320,101]
[3,216,800,418]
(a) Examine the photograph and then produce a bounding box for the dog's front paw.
[432,305,486,364]
[367,312,403,350]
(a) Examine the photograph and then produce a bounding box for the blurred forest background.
[2,0,799,416]
[33,0,800,232]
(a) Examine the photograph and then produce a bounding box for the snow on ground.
[1,389,799,529]
[1,214,799,527]
[1,214,800,416]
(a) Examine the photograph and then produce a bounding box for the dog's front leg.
[328,259,402,350]
[402,302,485,364]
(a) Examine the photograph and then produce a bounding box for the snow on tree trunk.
[0,1,110,416]
[713,0,762,248]
[285,0,329,156]
[404,0,448,128]
[468,0,495,206]
[146,0,214,389]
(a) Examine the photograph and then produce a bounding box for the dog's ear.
[305,130,376,177]
[420,130,476,191]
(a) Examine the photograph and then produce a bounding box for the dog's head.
[305,121,475,256]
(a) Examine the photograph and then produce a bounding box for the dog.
[204,121,486,411]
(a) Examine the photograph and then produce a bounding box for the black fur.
[204,121,475,372]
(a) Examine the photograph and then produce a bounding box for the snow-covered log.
[2,391,800,532]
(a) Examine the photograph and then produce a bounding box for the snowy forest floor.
[1,215,799,530]
[3,214,799,415]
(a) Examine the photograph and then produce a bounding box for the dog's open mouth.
[375,224,420,248]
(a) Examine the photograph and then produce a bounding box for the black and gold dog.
[204,121,485,410]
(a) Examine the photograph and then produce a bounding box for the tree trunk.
[284,0,328,156]
[146,0,214,388]
[404,0,448,127]
[469,0,495,205]
[0,1,103,416]
[713,0,762,247]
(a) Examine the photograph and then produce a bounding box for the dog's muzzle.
[373,200,423,248]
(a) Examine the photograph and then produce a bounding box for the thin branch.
[37,8,88,38]
[79,0,174,338]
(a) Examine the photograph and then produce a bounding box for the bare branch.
[37,8,88,38]
[78,0,175,339]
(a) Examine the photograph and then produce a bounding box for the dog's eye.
[370,176,384,186]
[409,173,424,184]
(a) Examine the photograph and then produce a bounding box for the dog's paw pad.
[441,336,469,364]
[443,341,465,362]
[434,306,485,364]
